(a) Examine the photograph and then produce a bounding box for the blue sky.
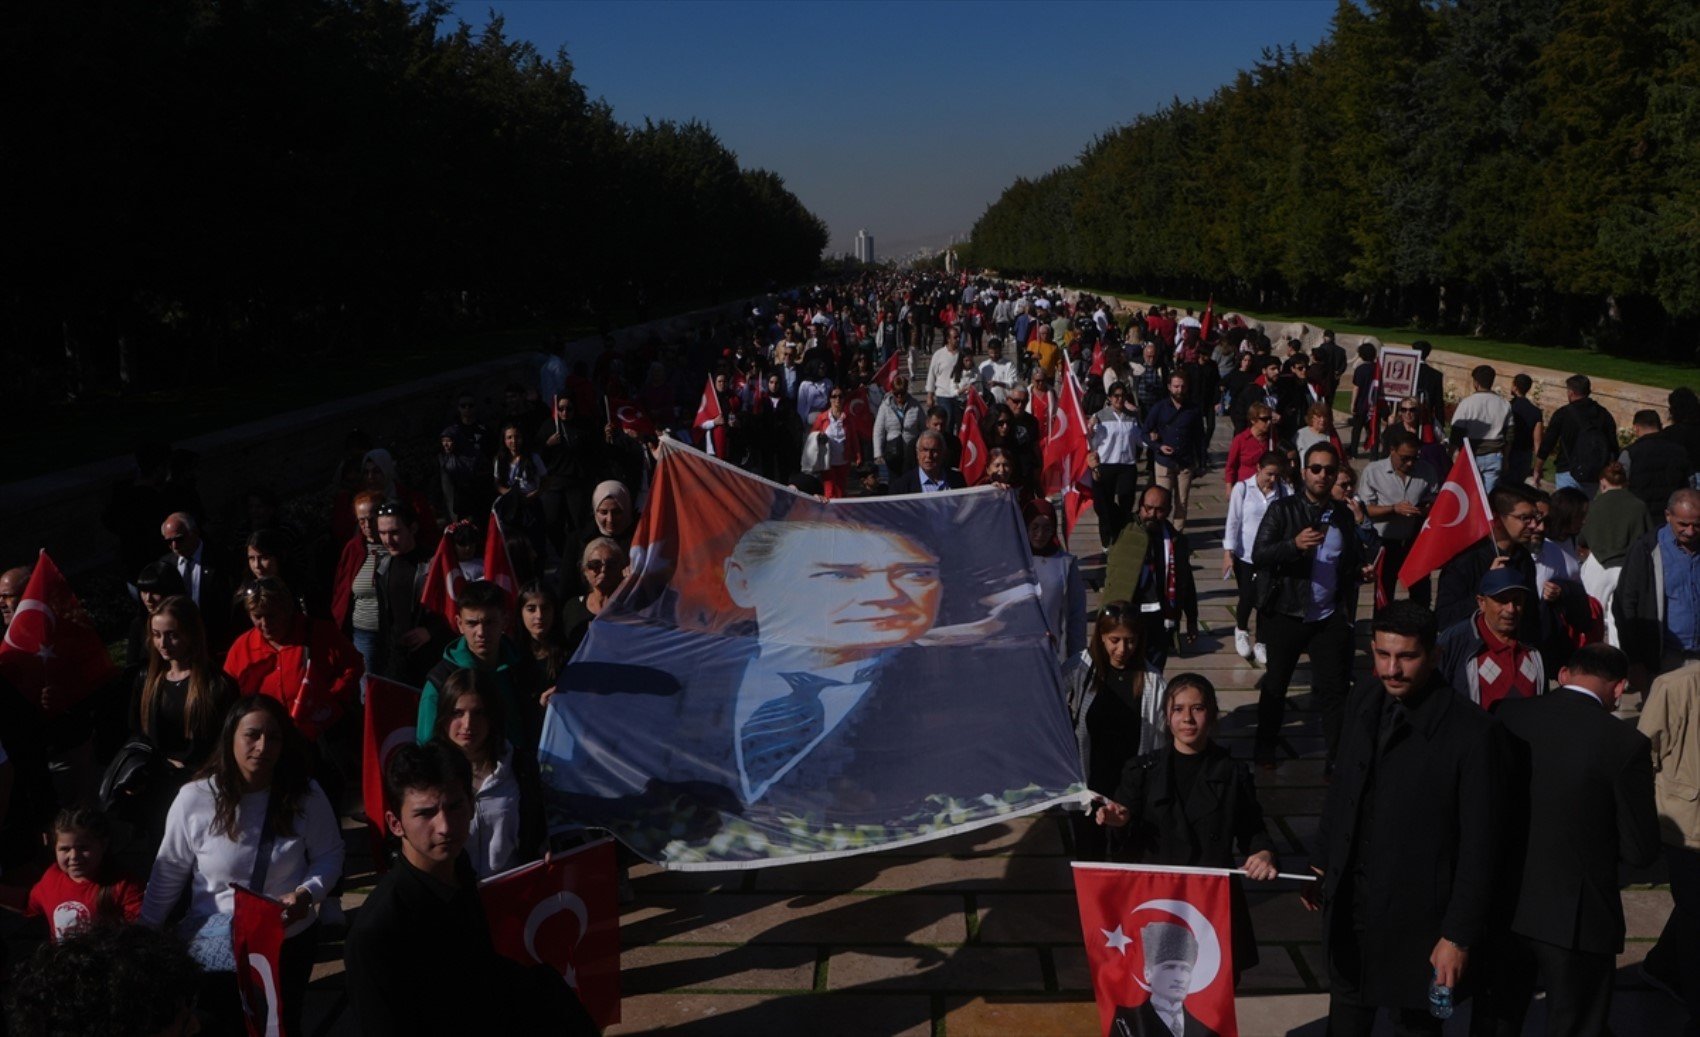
[447,1,1337,258]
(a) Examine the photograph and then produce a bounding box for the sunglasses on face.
[163,534,186,544]
[1307,464,1340,475]
[583,559,623,573]
[1399,406,1418,413]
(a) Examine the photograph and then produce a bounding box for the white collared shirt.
[919,471,950,493]
[175,543,205,604]
[1560,683,1605,707]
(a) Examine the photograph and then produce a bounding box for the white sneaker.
[1254,643,1268,667]
[1234,628,1254,661]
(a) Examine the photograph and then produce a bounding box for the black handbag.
[98,737,162,813]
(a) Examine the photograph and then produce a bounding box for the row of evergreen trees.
[4,0,827,390]
[967,0,1698,357]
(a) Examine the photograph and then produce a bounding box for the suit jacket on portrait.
[1111,999,1218,1037]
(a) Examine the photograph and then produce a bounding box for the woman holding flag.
[1067,603,1168,862]
[1095,673,1278,981]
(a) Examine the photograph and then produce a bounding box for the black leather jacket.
[1250,493,1365,619]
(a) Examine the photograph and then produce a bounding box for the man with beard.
[1308,602,1501,1036]
[1251,443,1370,771]
[1146,375,1203,532]
[1106,486,1197,671]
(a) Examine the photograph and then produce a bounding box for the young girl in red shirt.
[4,807,145,942]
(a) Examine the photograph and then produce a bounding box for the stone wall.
[0,296,758,574]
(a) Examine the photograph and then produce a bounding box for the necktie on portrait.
[740,669,876,793]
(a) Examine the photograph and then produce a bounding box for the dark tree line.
[1,0,827,399]
[968,0,1700,358]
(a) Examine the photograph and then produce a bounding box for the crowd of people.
[1,267,1699,1035]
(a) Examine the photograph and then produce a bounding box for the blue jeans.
[1475,450,1502,493]
[350,627,380,688]
[1554,470,1599,499]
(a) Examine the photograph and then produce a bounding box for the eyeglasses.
[1399,406,1419,413]
[1392,452,1419,463]
[1306,464,1340,475]
[163,535,186,544]
[1506,511,1545,524]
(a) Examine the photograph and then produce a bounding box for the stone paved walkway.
[296,393,1683,1036]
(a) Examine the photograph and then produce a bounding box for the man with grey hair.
[1111,921,1219,1037]
[1615,487,1700,693]
[889,430,965,494]
[0,565,31,629]
[156,510,236,648]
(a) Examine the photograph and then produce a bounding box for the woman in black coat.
[1096,673,1278,980]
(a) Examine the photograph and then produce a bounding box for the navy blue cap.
[1479,567,1534,599]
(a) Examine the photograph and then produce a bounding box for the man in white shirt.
[1449,365,1513,491]
[924,330,964,430]
[977,337,1019,404]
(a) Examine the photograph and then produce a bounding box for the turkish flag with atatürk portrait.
[1073,862,1238,1037]
[481,838,621,1029]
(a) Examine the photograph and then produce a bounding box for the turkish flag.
[361,675,422,833]
[232,884,286,1037]
[959,409,989,485]
[692,375,723,431]
[1073,863,1239,1037]
[419,524,465,628]
[1200,295,1214,341]
[872,349,900,391]
[1030,384,1052,432]
[484,509,519,614]
[1042,369,1091,496]
[481,838,622,1029]
[1398,441,1492,589]
[605,396,656,438]
[1064,485,1094,549]
[1372,548,1389,611]
[1088,341,1106,378]
[846,385,875,435]
[0,550,116,717]
[964,385,989,423]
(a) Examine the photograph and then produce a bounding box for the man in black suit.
[1110,921,1221,1037]
[1308,602,1502,1036]
[888,430,966,494]
[1472,643,1660,1036]
[158,510,238,650]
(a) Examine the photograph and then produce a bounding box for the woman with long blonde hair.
[131,595,238,775]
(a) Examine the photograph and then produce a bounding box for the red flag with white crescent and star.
[959,408,989,485]
[232,884,286,1037]
[1073,863,1239,1037]
[1042,369,1091,497]
[605,396,657,438]
[964,384,989,423]
[0,550,115,716]
[419,523,466,628]
[360,675,421,845]
[692,375,723,432]
[481,838,621,1028]
[1398,440,1493,589]
[872,349,901,392]
[484,509,519,614]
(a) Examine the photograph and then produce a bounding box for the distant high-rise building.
[854,229,875,265]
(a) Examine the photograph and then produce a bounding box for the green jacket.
[416,637,539,751]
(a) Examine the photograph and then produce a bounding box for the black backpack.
[1568,408,1614,482]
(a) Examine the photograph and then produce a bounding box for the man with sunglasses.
[1250,443,1370,771]
[158,511,237,652]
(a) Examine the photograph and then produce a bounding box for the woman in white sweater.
[1222,451,1292,666]
[142,694,344,1035]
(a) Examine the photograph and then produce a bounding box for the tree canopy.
[967,0,1700,358]
[2,0,827,393]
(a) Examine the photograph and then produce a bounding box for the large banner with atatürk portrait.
[538,440,1085,869]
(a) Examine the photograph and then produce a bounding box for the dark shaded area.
[968,0,1700,359]
[1,0,827,407]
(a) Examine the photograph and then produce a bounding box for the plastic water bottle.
[1428,970,1454,1020]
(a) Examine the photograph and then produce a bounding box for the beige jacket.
[1640,667,1700,849]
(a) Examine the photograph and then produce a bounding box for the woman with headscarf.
[576,481,638,558]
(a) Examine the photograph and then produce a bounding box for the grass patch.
[1080,287,1700,390]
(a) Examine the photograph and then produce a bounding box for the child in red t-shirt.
[19,807,145,942]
